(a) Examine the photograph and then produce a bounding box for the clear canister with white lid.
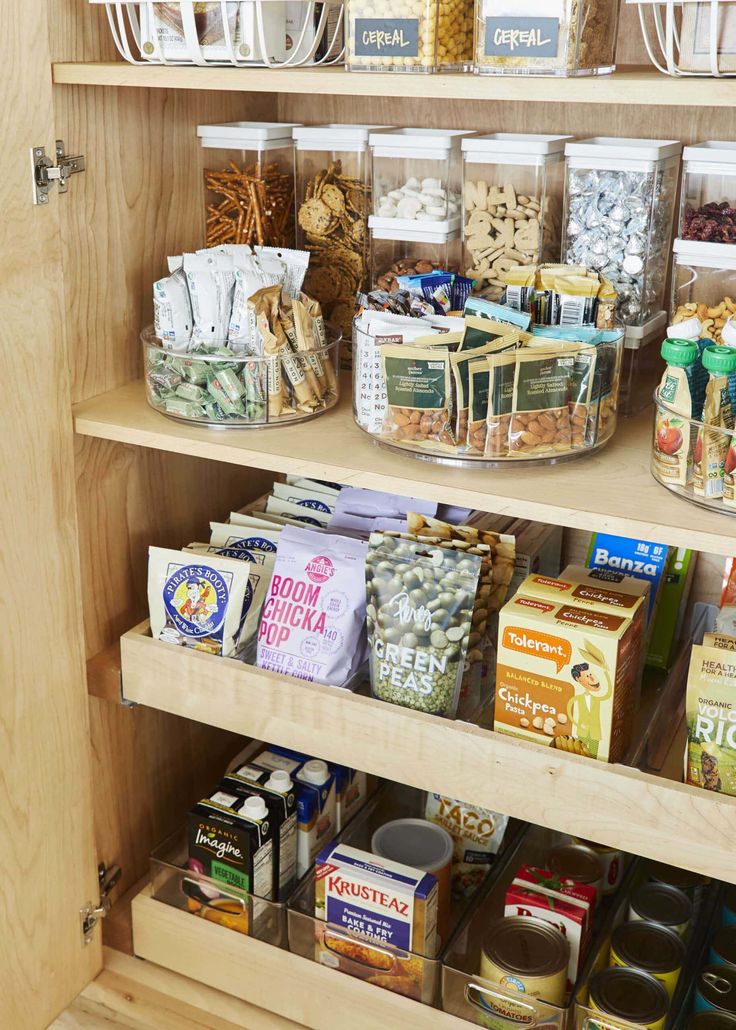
[198,121,299,249]
[562,137,682,325]
[461,133,572,301]
[345,0,473,73]
[671,239,736,347]
[368,222,461,292]
[680,142,736,244]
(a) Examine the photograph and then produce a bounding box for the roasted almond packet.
[466,359,491,455]
[569,345,598,449]
[485,351,517,458]
[509,350,576,456]
[451,338,517,444]
[459,316,518,352]
[381,345,454,447]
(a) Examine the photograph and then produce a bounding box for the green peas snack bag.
[366,534,481,718]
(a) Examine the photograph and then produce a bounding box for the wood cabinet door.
[0,1,101,1025]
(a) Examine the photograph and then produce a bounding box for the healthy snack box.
[703,632,736,651]
[685,642,736,797]
[495,587,637,763]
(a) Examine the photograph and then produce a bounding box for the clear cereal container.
[671,239,736,346]
[474,0,620,76]
[461,133,572,301]
[294,124,390,360]
[198,121,299,250]
[562,137,682,326]
[368,223,461,291]
[346,0,474,72]
[680,141,736,244]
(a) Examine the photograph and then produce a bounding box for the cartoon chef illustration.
[566,640,612,759]
[179,577,217,627]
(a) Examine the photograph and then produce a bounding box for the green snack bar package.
[646,548,697,670]
[381,345,454,447]
[365,533,481,717]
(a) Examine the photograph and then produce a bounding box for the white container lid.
[462,133,573,165]
[371,818,454,873]
[293,124,393,152]
[683,141,736,167]
[370,128,475,160]
[240,795,268,822]
[297,759,330,786]
[673,237,736,269]
[197,121,301,150]
[624,310,667,350]
[265,769,293,793]
[565,137,682,173]
[369,215,461,242]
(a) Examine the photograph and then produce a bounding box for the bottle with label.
[666,315,708,418]
[693,346,736,499]
[188,789,274,901]
[653,339,698,487]
[294,759,338,878]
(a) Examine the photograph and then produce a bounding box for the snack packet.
[464,295,531,331]
[265,496,331,527]
[501,266,536,313]
[467,358,491,455]
[555,274,599,328]
[255,246,309,299]
[257,526,368,688]
[184,252,235,346]
[485,351,517,458]
[293,294,338,398]
[333,488,436,520]
[452,336,517,443]
[425,794,509,897]
[381,345,454,447]
[148,546,250,657]
[153,268,193,351]
[271,481,337,513]
[509,349,576,456]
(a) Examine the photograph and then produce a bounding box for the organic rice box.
[685,643,736,797]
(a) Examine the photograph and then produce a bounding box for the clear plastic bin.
[370,129,471,233]
[198,121,299,249]
[345,0,473,72]
[143,325,341,428]
[671,240,736,346]
[474,0,620,77]
[461,134,571,301]
[619,311,667,419]
[294,124,389,361]
[680,142,736,244]
[562,138,682,326]
[368,223,461,292]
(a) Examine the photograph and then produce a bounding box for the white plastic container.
[368,222,461,291]
[628,0,736,77]
[671,238,736,345]
[198,121,299,249]
[562,137,682,325]
[461,133,572,301]
[620,310,667,418]
[369,129,474,236]
[679,141,736,243]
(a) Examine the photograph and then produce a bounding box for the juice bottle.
[654,339,698,487]
[694,345,736,500]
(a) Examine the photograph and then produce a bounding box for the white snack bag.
[285,475,342,493]
[333,487,437,520]
[271,481,337,514]
[148,546,250,657]
[210,522,281,555]
[183,252,235,346]
[229,254,286,354]
[265,495,331,526]
[153,269,193,351]
[257,526,368,687]
[229,511,285,531]
[255,246,309,298]
[327,511,406,536]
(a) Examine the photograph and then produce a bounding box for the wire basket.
[628,0,736,76]
[90,0,344,67]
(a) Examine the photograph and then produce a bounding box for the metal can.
[572,836,624,895]
[546,843,604,897]
[723,886,736,929]
[644,859,708,899]
[689,1011,736,1030]
[589,967,670,1030]
[610,920,685,999]
[480,916,569,1007]
[711,927,736,970]
[629,881,693,937]
[695,965,736,1015]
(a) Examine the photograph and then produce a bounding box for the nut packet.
[381,345,454,447]
[485,351,517,458]
[425,793,509,898]
[257,526,368,688]
[153,268,193,351]
[183,252,235,347]
[596,277,617,331]
[452,337,518,444]
[569,345,598,449]
[509,350,576,456]
[467,358,491,455]
[148,546,251,657]
[365,533,481,717]
[460,316,518,353]
[279,293,324,402]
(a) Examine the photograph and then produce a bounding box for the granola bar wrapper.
[249,285,295,418]
[280,292,325,402]
[293,295,338,397]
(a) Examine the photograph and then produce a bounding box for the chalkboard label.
[354,18,420,57]
[484,17,559,58]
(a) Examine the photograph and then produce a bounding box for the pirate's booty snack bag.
[148,547,252,657]
[494,584,637,763]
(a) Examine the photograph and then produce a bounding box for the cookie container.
[370,129,472,234]
[368,224,461,292]
[474,0,620,77]
[345,0,473,72]
[143,326,341,428]
[294,124,389,359]
[680,143,736,244]
[461,134,572,302]
[198,122,299,250]
[562,138,682,326]
[671,241,736,347]
[90,0,345,66]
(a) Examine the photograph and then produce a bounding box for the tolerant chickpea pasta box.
[494,586,637,763]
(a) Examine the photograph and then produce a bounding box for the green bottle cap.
[703,344,736,375]
[661,338,698,366]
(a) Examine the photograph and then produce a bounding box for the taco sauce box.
[685,643,736,797]
[495,590,635,763]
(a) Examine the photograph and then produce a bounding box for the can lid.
[265,769,292,793]
[241,795,268,821]
[704,344,736,374]
[298,759,329,785]
[482,916,569,979]
[589,967,669,1025]
[612,921,685,973]
[712,927,736,967]
[689,1012,736,1030]
[630,881,693,927]
[699,965,736,1014]
[546,843,603,886]
[661,338,699,365]
[646,859,708,892]
[371,818,453,873]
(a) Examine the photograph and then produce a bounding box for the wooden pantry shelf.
[73,380,736,556]
[51,62,736,106]
[121,621,736,884]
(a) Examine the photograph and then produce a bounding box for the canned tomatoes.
[481,916,569,1008]
[695,965,736,1015]
[629,881,693,937]
[610,921,685,999]
[572,836,624,895]
[547,843,603,898]
[644,860,708,899]
[589,967,670,1030]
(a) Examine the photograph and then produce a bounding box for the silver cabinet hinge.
[81,862,122,945]
[31,140,85,205]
